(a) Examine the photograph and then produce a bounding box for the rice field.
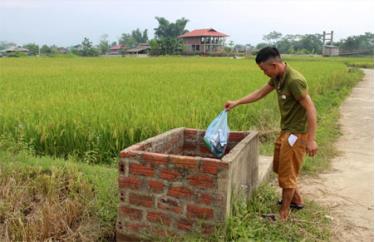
[0,56,370,163]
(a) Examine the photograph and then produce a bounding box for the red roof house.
[109,44,126,55]
[177,28,229,54]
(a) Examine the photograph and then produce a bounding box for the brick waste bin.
[117,127,259,241]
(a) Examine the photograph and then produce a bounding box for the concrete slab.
[257,155,273,186]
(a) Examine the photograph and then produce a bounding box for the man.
[224,47,318,221]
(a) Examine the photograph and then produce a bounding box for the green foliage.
[23,43,39,55]
[80,37,99,56]
[259,31,374,55]
[0,56,368,164]
[262,31,282,44]
[337,32,374,54]
[119,28,148,49]
[40,44,53,55]
[153,17,189,55]
[274,33,323,54]
[98,34,110,55]
[119,33,136,48]
[225,184,331,241]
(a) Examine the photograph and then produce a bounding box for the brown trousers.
[273,131,308,188]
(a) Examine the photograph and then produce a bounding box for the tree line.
[0,17,373,56]
[251,31,373,55]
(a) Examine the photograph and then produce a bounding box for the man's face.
[258,62,279,78]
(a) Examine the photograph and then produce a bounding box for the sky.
[0,0,374,47]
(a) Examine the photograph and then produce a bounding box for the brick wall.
[117,127,258,241]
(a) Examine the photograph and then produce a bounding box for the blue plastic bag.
[203,110,230,158]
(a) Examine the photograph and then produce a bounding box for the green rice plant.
[0,56,368,164]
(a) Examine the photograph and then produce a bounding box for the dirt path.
[300,69,374,241]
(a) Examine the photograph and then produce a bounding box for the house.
[0,46,29,56]
[177,28,229,54]
[322,45,339,56]
[109,44,126,55]
[57,47,68,54]
[125,43,150,55]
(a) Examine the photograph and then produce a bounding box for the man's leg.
[280,188,295,221]
[292,187,304,205]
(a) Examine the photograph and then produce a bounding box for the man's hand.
[224,100,239,111]
[306,139,318,156]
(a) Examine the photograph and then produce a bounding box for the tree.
[256,42,269,50]
[142,29,148,43]
[81,37,98,56]
[227,40,235,53]
[119,29,148,48]
[149,39,160,55]
[98,34,110,55]
[119,33,136,48]
[153,17,189,55]
[263,31,282,45]
[338,32,374,54]
[23,43,39,55]
[295,34,322,54]
[131,29,146,43]
[40,44,52,55]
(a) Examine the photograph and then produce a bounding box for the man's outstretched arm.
[224,84,274,111]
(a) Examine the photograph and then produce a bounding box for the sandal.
[277,200,304,210]
[261,213,277,222]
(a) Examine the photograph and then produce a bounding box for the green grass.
[225,184,331,241]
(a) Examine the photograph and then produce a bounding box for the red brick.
[197,193,224,206]
[187,204,214,220]
[199,145,212,155]
[187,174,215,188]
[129,193,154,208]
[151,227,175,238]
[158,197,183,214]
[228,132,247,142]
[119,206,143,220]
[147,211,171,226]
[200,158,228,175]
[183,142,196,151]
[124,223,149,233]
[201,223,216,234]
[167,186,193,199]
[198,193,214,205]
[184,128,197,140]
[118,176,143,189]
[159,169,181,181]
[129,163,154,177]
[148,179,164,192]
[177,218,193,231]
[143,152,168,165]
[170,155,198,169]
[183,146,196,156]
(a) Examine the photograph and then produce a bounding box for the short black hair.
[255,47,281,64]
